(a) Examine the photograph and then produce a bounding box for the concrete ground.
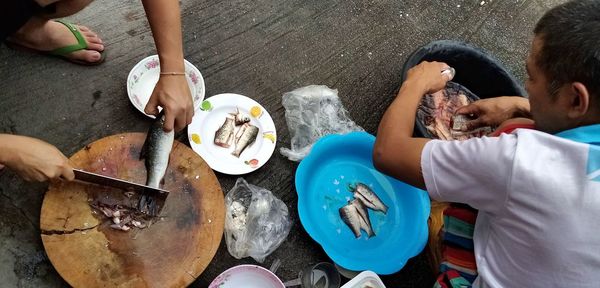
[0,0,567,287]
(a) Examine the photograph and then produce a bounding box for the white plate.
[127,55,206,117]
[187,93,277,175]
[341,271,386,288]
[209,265,285,288]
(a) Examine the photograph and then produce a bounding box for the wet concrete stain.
[0,117,18,134]
[12,251,50,280]
[92,90,102,107]
[124,11,137,22]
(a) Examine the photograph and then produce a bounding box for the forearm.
[378,81,426,141]
[374,81,430,189]
[141,0,185,72]
[0,134,17,165]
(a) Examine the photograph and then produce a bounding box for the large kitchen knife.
[73,169,169,216]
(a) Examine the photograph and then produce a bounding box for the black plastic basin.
[401,40,526,137]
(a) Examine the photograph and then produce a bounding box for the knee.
[41,0,93,18]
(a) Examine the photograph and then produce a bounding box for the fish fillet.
[417,82,492,140]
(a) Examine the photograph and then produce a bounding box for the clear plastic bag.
[280,85,364,161]
[224,178,292,263]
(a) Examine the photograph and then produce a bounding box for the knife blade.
[73,169,169,215]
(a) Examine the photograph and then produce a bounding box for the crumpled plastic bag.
[224,178,291,263]
[280,85,364,161]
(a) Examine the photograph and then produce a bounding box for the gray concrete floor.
[0,0,566,287]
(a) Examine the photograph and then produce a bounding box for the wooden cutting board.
[40,133,225,288]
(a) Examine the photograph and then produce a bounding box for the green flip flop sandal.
[6,20,105,66]
[49,20,106,66]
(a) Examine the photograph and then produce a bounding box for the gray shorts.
[0,0,56,41]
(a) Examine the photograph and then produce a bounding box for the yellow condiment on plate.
[250,106,262,118]
[191,133,201,144]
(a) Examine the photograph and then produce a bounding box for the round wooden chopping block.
[40,133,225,288]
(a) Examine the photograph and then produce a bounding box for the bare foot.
[7,17,104,64]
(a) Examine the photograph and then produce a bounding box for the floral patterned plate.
[187,93,277,175]
[209,265,284,288]
[127,55,205,118]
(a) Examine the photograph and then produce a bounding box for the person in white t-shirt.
[373,0,600,287]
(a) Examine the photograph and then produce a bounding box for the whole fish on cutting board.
[232,124,259,157]
[349,182,388,214]
[214,117,236,148]
[139,112,173,215]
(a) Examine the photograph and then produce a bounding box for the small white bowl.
[126,55,206,118]
[341,271,386,288]
[209,265,285,288]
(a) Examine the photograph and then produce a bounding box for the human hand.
[0,135,74,182]
[403,61,454,94]
[144,75,193,132]
[455,96,531,130]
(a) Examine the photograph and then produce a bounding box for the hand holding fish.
[404,61,454,94]
[0,134,74,182]
[144,75,193,132]
[455,96,531,131]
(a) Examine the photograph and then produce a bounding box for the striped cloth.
[434,204,478,288]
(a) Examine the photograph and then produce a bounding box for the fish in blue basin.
[340,199,375,238]
[349,183,388,214]
[339,204,362,238]
[350,199,375,238]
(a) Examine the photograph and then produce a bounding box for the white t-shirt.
[421,125,600,288]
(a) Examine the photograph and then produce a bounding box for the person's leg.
[38,0,92,19]
[5,0,104,64]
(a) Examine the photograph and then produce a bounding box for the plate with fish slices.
[295,132,430,275]
[187,93,277,175]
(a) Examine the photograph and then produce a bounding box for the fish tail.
[367,229,376,238]
[137,195,148,214]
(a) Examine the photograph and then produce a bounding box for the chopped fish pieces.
[90,202,153,232]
